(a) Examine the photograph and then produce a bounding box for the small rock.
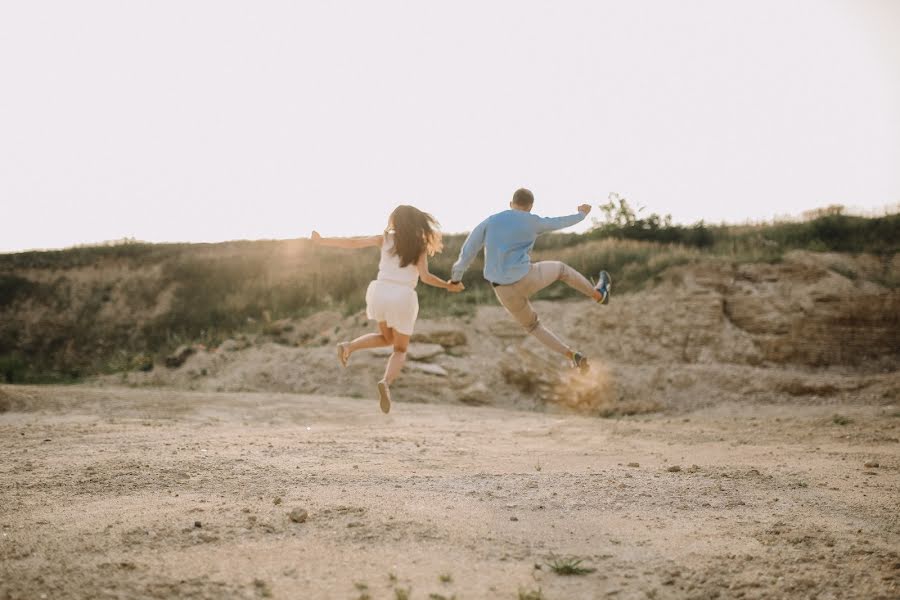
[510,516,519,521]
[667,465,682,472]
[408,343,445,361]
[193,521,202,528]
[289,508,308,523]
[407,362,449,377]
[460,382,491,406]
[273,497,282,505]
[627,462,640,468]
[411,330,467,348]
[864,461,879,468]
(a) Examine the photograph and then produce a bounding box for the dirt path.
[1,385,898,599]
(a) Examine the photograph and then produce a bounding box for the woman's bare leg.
[377,328,409,414]
[342,321,395,361]
[382,330,409,385]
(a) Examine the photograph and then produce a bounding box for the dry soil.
[1,385,898,600]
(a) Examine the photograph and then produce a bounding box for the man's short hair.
[512,188,534,209]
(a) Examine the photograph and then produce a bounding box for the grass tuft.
[832,414,852,426]
[394,587,411,600]
[546,555,597,576]
[518,587,545,600]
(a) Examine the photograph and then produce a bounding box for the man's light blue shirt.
[451,209,587,284]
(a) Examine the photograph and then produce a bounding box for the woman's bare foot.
[377,380,391,414]
[336,343,350,367]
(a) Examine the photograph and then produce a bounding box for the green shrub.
[0,353,28,383]
[0,275,39,308]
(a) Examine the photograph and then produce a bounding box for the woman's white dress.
[365,233,419,335]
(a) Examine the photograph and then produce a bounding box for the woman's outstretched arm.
[417,254,465,292]
[311,231,383,249]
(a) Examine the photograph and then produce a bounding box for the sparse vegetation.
[0,204,896,381]
[394,587,411,600]
[438,573,452,584]
[518,587,545,600]
[832,414,853,426]
[546,555,597,576]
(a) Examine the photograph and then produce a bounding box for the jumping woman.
[311,206,463,413]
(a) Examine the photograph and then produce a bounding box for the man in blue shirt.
[451,188,611,372]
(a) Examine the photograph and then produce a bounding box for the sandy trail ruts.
[1,385,898,599]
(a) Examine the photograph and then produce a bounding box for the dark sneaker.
[595,270,611,305]
[572,352,590,374]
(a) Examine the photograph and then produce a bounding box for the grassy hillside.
[1,211,898,383]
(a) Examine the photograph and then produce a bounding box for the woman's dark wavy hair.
[386,205,443,267]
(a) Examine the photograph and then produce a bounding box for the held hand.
[447,281,465,293]
[577,204,592,215]
[310,230,322,243]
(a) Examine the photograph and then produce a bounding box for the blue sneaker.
[572,352,590,374]
[595,270,611,305]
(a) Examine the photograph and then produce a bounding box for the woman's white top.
[376,232,419,289]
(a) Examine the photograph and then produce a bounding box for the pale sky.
[1,0,898,252]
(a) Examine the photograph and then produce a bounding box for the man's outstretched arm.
[450,218,488,282]
[535,204,592,234]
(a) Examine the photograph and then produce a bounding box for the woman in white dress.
[311,206,464,413]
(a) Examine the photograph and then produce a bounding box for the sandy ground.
[1,385,898,600]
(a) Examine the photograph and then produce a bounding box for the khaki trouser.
[492,261,596,356]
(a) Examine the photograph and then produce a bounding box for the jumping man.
[450,188,611,372]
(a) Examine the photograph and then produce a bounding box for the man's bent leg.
[493,284,572,357]
[557,262,599,298]
[529,261,597,298]
[529,321,574,356]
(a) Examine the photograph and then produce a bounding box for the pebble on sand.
[194,521,202,528]
[627,462,640,468]
[273,497,282,505]
[667,465,682,472]
[864,461,879,468]
[289,508,308,523]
